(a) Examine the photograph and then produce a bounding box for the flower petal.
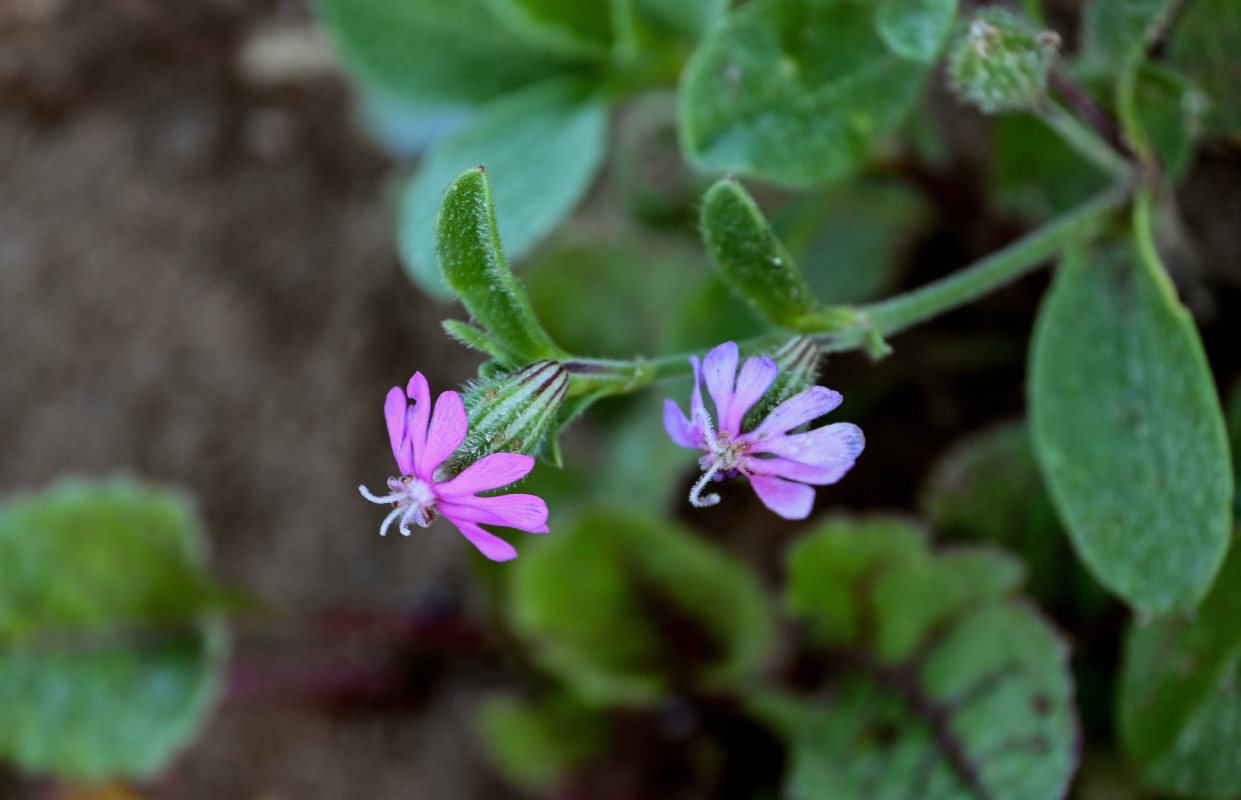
[701,341,739,422]
[439,493,549,532]
[405,373,432,468]
[722,355,778,435]
[449,519,519,561]
[437,453,535,497]
[384,386,414,474]
[743,454,853,485]
[663,399,701,449]
[750,422,865,468]
[747,386,844,440]
[416,390,468,478]
[748,475,815,520]
[689,355,707,422]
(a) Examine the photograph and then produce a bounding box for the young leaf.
[1029,239,1233,615]
[1168,0,1241,137]
[441,320,525,366]
[509,510,773,706]
[402,80,609,296]
[315,0,570,104]
[435,166,568,361]
[778,516,1077,800]
[700,178,821,329]
[875,0,957,64]
[0,478,227,781]
[1119,541,1241,798]
[679,0,931,188]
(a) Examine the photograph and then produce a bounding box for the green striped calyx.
[446,360,570,476]
[741,336,825,432]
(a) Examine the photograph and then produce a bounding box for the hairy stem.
[566,183,1132,389]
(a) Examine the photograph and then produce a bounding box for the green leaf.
[679,0,931,188]
[435,166,568,362]
[485,0,617,57]
[480,692,612,791]
[992,114,1110,219]
[631,0,726,40]
[1230,379,1241,518]
[700,178,821,329]
[919,421,1112,617]
[875,0,957,64]
[510,510,773,705]
[402,80,609,297]
[1080,0,1177,77]
[1029,238,1233,615]
[1168,0,1241,137]
[315,0,572,104]
[777,516,1077,800]
[1119,541,1241,798]
[0,478,227,781]
[1134,63,1205,182]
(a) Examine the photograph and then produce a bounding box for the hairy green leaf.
[1029,240,1232,614]
[435,166,567,361]
[403,80,608,297]
[510,510,773,705]
[679,0,929,187]
[0,478,227,781]
[700,178,821,329]
[777,516,1077,800]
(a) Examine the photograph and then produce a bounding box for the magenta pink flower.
[359,372,549,561]
[663,341,864,520]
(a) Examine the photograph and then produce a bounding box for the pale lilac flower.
[359,372,549,561]
[663,341,864,520]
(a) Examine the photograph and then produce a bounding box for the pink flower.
[663,341,864,520]
[359,372,549,561]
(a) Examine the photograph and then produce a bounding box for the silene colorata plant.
[5,0,1240,798]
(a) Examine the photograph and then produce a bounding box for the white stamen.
[689,461,723,507]
[694,405,721,452]
[378,505,403,537]
[359,484,404,504]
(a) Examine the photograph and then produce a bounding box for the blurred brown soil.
[0,1,513,797]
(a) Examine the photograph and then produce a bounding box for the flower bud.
[741,336,824,431]
[948,9,1060,114]
[444,360,570,476]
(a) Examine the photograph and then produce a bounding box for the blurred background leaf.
[770,515,1077,800]
[509,510,773,706]
[1119,539,1241,798]
[679,0,935,187]
[0,478,227,782]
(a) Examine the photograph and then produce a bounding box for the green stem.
[1037,102,1134,181]
[566,183,1132,390]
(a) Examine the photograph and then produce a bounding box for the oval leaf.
[316,0,570,104]
[509,510,773,705]
[435,166,567,361]
[1119,540,1241,798]
[1029,240,1232,615]
[0,478,227,781]
[679,0,930,187]
[777,516,1077,800]
[876,0,957,64]
[700,178,821,328]
[403,80,608,297]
